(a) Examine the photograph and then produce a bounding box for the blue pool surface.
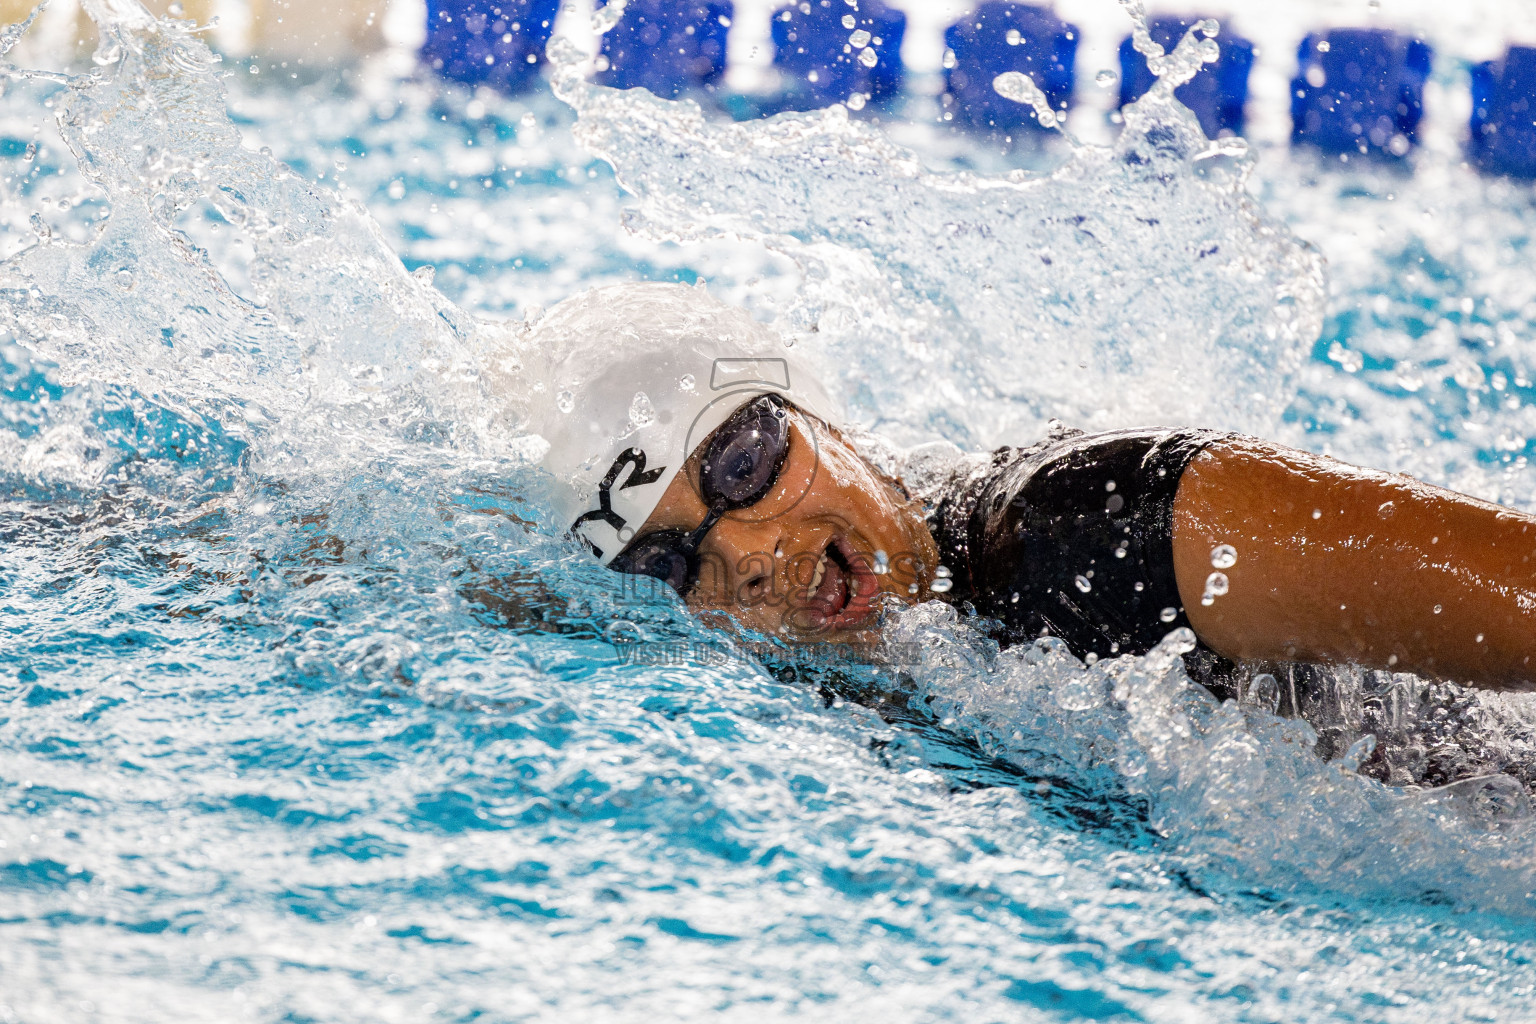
[7,6,1536,1023]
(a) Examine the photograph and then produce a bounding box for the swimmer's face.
[628,406,939,642]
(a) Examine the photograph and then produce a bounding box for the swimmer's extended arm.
[1172,438,1536,691]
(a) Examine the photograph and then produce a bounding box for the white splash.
[545,3,1324,449]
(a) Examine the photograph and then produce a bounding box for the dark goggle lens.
[700,394,790,509]
[612,395,792,597]
[609,530,694,594]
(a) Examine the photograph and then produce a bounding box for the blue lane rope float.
[1117,15,1253,139]
[421,0,560,92]
[1471,46,1536,179]
[416,4,1536,185]
[770,0,906,113]
[596,0,733,99]
[1290,28,1432,159]
[943,2,1078,136]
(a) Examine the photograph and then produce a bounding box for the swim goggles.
[610,393,792,596]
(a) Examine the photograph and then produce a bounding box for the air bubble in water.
[678,373,695,391]
[115,269,134,290]
[1095,69,1117,87]
[556,389,575,413]
[1056,673,1105,711]
[1245,673,1280,713]
[629,391,656,426]
[846,92,867,111]
[1075,574,1092,593]
[1160,607,1177,622]
[1430,774,1533,827]
[23,140,36,161]
[1341,733,1376,772]
[872,549,889,574]
[1201,571,1229,606]
[1210,544,1237,569]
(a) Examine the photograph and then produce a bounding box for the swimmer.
[525,283,1536,693]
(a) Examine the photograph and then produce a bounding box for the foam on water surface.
[7,2,1536,1021]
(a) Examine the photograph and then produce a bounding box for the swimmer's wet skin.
[531,283,1536,693]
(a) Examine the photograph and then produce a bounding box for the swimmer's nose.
[692,519,787,606]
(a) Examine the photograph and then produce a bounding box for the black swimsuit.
[923,426,1227,660]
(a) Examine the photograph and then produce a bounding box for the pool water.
[6,5,1536,1022]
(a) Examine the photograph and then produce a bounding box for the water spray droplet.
[1005,29,1021,46]
[872,549,889,574]
[1210,544,1237,569]
[629,391,656,427]
[591,0,627,34]
[1075,574,1092,593]
[1201,571,1229,606]
[993,71,1060,131]
[857,47,878,68]
[1095,69,1117,87]
[556,389,575,413]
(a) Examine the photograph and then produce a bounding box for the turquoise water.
[7,8,1536,1022]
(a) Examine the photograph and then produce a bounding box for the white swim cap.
[521,283,841,564]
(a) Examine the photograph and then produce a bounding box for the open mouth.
[802,534,880,632]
